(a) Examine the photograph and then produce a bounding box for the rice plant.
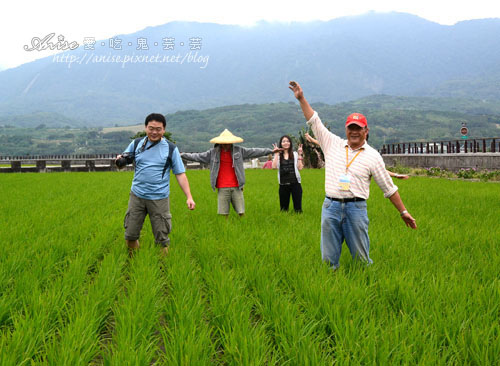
[0,170,498,364]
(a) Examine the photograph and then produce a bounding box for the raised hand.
[288,80,303,100]
[272,143,283,154]
[304,133,319,146]
[288,80,314,120]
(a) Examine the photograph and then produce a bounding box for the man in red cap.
[289,81,417,269]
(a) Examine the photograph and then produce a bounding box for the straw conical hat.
[210,129,244,144]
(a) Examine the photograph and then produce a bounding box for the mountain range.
[1,12,500,127]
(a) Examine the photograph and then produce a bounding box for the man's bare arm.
[289,81,314,121]
[388,191,417,229]
[305,132,320,146]
[387,170,410,179]
[175,173,195,210]
[297,144,304,170]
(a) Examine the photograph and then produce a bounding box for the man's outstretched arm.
[289,81,314,121]
[241,147,280,159]
[289,81,337,149]
[181,150,211,164]
[175,173,196,210]
[387,170,410,179]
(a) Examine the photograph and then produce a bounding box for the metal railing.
[0,153,266,173]
[381,137,500,154]
[0,153,118,161]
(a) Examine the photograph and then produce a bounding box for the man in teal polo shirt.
[117,113,195,255]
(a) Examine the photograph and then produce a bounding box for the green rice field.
[1,170,499,364]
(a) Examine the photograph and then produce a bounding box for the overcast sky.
[1,0,499,70]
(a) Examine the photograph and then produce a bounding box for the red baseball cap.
[345,113,368,128]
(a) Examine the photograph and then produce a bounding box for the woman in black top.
[272,135,304,212]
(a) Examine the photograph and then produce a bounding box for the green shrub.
[457,168,478,179]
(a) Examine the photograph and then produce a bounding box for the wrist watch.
[400,210,408,216]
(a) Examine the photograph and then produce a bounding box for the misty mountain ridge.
[2,97,498,156]
[1,12,500,127]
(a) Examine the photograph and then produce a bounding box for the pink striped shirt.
[307,111,398,200]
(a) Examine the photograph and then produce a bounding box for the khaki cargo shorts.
[217,187,245,215]
[124,192,172,247]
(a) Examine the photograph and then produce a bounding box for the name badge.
[339,173,351,191]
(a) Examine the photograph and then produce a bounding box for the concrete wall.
[382,153,500,171]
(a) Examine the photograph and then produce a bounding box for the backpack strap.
[133,137,144,154]
[132,137,175,178]
[162,139,177,178]
[130,137,144,172]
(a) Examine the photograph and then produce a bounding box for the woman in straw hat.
[181,129,280,216]
[272,135,304,213]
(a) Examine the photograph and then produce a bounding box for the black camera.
[115,152,135,168]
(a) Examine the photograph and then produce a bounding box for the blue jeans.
[321,198,372,269]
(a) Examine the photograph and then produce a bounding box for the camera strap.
[139,138,160,153]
